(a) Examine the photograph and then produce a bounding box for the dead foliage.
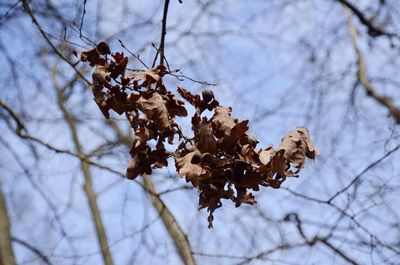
[78,42,319,228]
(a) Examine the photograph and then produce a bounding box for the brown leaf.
[278,127,318,173]
[138,92,171,131]
[126,157,142,179]
[130,65,167,84]
[196,118,218,154]
[126,155,152,180]
[126,110,139,128]
[92,65,111,89]
[106,98,134,115]
[261,149,288,177]
[235,188,256,207]
[96,42,111,54]
[112,52,125,63]
[201,90,214,103]
[175,147,211,186]
[239,132,258,147]
[219,120,249,149]
[177,87,201,107]
[130,127,155,156]
[152,140,169,168]
[165,91,188,117]
[109,56,128,79]
[81,48,101,65]
[92,65,112,118]
[258,146,275,165]
[212,106,237,138]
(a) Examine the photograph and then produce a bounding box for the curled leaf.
[138,92,171,131]
[175,147,211,186]
[196,118,218,154]
[278,127,318,173]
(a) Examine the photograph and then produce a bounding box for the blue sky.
[1,0,400,264]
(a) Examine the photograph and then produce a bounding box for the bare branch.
[143,174,197,265]
[0,182,17,265]
[344,6,400,124]
[328,143,400,202]
[336,0,398,38]
[55,87,115,265]
[154,0,170,66]
[12,237,53,265]
[21,0,91,85]
[107,122,197,265]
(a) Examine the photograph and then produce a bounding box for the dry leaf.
[138,92,170,131]
[279,127,318,174]
[79,43,319,228]
[175,148,211,186]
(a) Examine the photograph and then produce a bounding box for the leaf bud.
[201,90,214,103]
[97,41,111,54]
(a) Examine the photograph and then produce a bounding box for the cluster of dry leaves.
[78,42,318,228]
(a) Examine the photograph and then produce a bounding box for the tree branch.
[143,174,197,265]
[21,0,90,85]
[0,97,127,178]
[154,0,170,66]
[108,122,197,265]
[288,213,360,265]
[343,6,400,124]
[336,0,398,38]
[55,88,115,265]
[0,182,17,265]
[12,237,53,265]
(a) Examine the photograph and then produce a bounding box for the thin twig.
[107,121,197,265]
[327,143,400,203]
[0,183,17,265]
[55,76,115,265]
[168,71,218,86]
[152,42,171,71]
[12,237,54,265]
[79,0,88,38]
[154,0,170,66]
[287,213,360,265]
[118,39,149,69]
[21,0,91,85]
[336,0,398,38]
[343,6,400,124]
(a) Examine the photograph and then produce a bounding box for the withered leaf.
[259,148,288,177]
[219,120,249,149]
[177,87,201,107]
[106,98,134,115]
[175,147,211,186]
[278,127,318,173]
[138,92,171,131]
[212,106,237,138]
[97,42,111,54]
[201,90,214,103]
[112,52,125,63]
[165,91,188,117]
[93,65,112,89]
[126,155,152,180]
[152,141,169,168]
[258,146,275,165]
[81,48,105,66]
[91,65,112,118]
[130,127,155,155]
[109,56,128,79]
[235,188,257,207]
[79,44,319,229]
[130,65,166,83]
[196,118,218,154]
